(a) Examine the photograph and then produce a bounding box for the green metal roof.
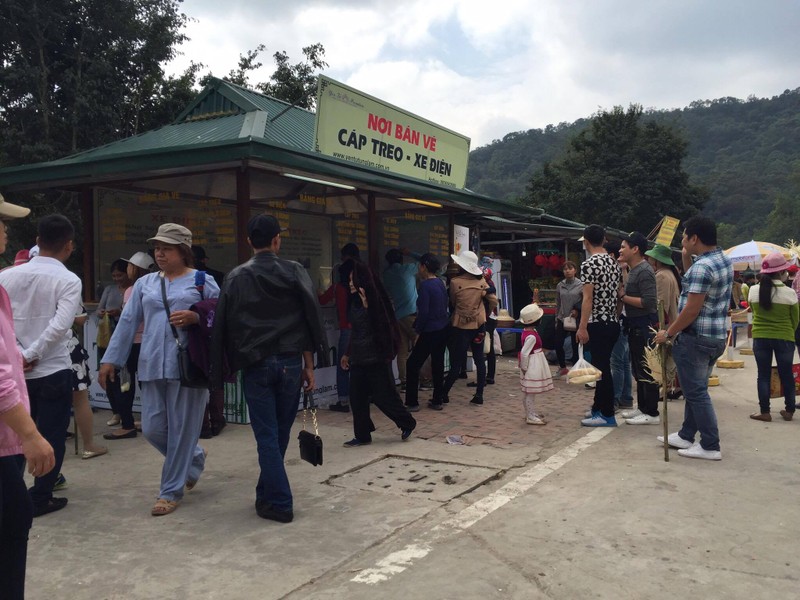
[0,78,535,218]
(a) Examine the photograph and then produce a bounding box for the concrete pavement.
[25,348,800,599]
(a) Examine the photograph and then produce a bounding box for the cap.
[147,223,192,248]
[622,231,650,254]
[581,224,606,246]
[123,251,155,271]
[13,249,30,266]
[0,193,30,220]
[248,214,286,248]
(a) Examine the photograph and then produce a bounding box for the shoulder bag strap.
[160,275,184,349]
[194,269,205,300]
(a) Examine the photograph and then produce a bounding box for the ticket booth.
[0,76,542,417]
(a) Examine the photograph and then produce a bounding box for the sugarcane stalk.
[658,300,669,462]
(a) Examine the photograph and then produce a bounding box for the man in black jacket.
[211,214,328,523]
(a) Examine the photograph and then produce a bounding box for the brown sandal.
[185,448,208,491]
[151,498,179,516]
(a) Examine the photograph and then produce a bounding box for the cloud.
[171,0,800,147]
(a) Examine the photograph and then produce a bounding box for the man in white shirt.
[0,214,82,516]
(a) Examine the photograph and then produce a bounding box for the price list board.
[333,212,369,257]
[95,188,239,286]
[255,210,333,291]
[377,212,450,266]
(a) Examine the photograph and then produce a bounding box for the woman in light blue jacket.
[99,224,219,516]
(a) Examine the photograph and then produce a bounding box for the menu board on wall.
[377,212,450,267]
[95,188,238,290]
[254,210,333,292]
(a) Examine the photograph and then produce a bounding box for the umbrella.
[723,240,794,269]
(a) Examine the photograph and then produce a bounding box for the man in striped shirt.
[654,216,733,460]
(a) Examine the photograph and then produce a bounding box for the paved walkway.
[24,345,800,599]
[323,355,594,450]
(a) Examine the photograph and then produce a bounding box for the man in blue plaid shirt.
[654,216,733,460]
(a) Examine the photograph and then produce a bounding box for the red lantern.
[534,254,547,267]
[548,254,563,269]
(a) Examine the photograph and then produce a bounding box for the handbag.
[298,391,323,466]
[562,316,578,331]
[160,274,209,389]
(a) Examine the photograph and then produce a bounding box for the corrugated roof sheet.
[178,78,315,149]
[44,78,315,165]
[55,113,249,163]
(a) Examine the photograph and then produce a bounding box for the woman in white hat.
[748,252,799,422]
[103,251,155,440]
[98,225,219,516]
[438,251,498,408]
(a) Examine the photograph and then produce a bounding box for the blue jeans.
[672,333,726,451]
[753,338,796,413]
[610,331,633,407]
[336,328,352,403]
[26,369,72,506]
[242,354,303,511]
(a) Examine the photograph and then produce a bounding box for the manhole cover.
[328,456,501,502]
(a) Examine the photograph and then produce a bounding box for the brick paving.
[313,355,597,451]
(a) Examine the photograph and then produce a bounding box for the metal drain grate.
[328,456,501,502]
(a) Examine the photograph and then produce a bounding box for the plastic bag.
[566,344,601,384]
[120,366,131,393]
[96,314,111,349]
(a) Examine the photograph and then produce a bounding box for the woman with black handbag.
[340,262,416,446]
[98,224,219,516]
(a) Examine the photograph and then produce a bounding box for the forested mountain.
[467,88,800,246]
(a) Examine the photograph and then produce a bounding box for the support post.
[79,188,95,302]
[368,192,378,271]
[236,166,251,265]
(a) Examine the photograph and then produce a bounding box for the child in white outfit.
[518,303,554,425]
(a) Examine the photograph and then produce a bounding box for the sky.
[168,0,800,149]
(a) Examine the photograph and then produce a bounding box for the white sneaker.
[677,443,721,460]
[620,408,642,419]
[657,432,693,449]
[526,415,547,425]
[625,413,660,425]
[584,381,596,389]
[107,414,121,426]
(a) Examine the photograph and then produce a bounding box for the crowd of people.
[2,188,798,597]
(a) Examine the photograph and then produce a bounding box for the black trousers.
[555,319,579,369]
[627,327,661,416]
[588,322,620,418]
[350,363,416,442]
[443,328,486,397]
[27,369,71,506]
[0,455,32,600]
[405,327,448,406]
[485,319,497,380]
[118,343,140,430]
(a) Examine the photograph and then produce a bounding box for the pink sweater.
[0,285,30,457]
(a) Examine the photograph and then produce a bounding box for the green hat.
[644,244,674,266]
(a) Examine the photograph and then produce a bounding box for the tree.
[0,0,189,270]
[523,105,707,232]
[755,169,800,245]
[205,43,329,110]
[0,0,188,166]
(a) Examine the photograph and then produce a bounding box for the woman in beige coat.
[438,251,498,408]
